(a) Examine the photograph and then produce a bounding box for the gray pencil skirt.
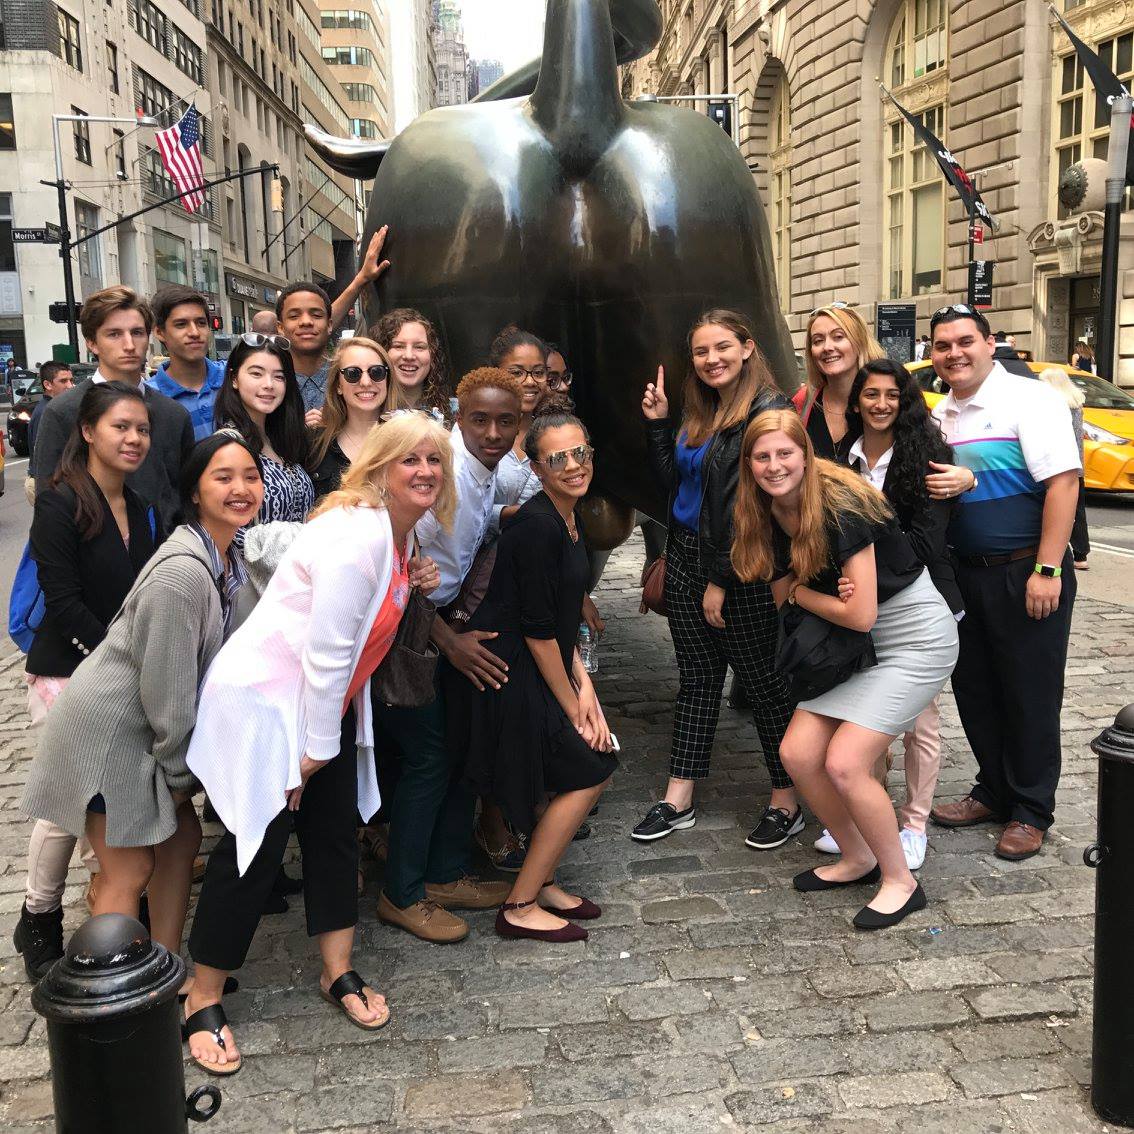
[798,569,959,736]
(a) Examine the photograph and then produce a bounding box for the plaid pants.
[664,527,794,786]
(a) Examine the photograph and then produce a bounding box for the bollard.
[31,913,220,1133]
[1086,704,1134,1129]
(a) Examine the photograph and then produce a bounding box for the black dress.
[456,493,617,833]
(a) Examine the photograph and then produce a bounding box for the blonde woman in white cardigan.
[182,413,453,1076]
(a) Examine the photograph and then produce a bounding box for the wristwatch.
[1034,563,1062,578]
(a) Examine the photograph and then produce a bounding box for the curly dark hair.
[847,358,952,526]
[370,308,449,410]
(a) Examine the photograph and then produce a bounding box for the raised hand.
[641,365,670,421]
[358,226,391,284]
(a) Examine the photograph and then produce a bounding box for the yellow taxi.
[909,360,1134,492]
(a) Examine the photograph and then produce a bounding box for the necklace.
[565,515,579,543]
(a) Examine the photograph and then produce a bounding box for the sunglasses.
[810,300,852,317]
[506,365,548,380]
[547,369,573,391]
[932,303,978,320]
[240,332,291,351]
[541,444,594,471]
[340,363,389,384]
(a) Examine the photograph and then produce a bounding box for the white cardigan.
[188,505,395,873]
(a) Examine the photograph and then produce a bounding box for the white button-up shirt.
[848,436,893,492]
[416,443,496,606]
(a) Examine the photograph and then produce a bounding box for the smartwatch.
[1034,563,1062,578]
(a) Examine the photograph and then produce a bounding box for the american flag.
[155,105,205,213]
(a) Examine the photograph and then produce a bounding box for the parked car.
[6,368,34,400]
[909,359,1134,492]
[6,381,41,457]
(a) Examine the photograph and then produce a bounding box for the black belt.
[956,545,1037,568]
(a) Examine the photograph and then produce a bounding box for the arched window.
[1053,17,1134,216]
[769,73,792,307]
[882,0,949,298]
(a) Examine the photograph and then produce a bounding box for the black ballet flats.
[792,864,882,892]
[853,883,927,931]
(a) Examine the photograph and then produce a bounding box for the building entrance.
[1068,275,1100,363]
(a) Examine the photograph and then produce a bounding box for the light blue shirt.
[452,425,541,531]
[415,444,496,607]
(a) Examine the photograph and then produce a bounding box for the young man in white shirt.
[926,305,1080,861]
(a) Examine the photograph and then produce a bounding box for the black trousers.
[664,527,794,787]
[1071,477,1090,561]
[188,707,359,972]
[952,552,1076,831]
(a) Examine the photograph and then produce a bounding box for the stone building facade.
[623,0,1134,387]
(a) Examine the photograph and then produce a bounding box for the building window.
[135,69,176,119]
[342,82,377,104]
[0,93,14,150]
[321,9,370,30]
[322,45,372,67]
[58,8,83,72]
[75,201,102,286]
[351,118,379,139]
[71,108,91,164]
[129,0,167,52]
[113,128,126,177]
[171,27,203,83]
[153,228,188,284]
[1054,23,1134,216]
[769,73,792,308]
[296,3,320,48]
[881,1,949,299]
[201,248,219,294]
[0,192,15,272]
[107,42,119,93]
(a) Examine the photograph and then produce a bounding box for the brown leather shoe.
[995,821,1044,861]
[930,795,1001,828]
[377,893,469,943]
[425,875,511,910]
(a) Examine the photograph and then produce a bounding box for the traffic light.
[210,316,223,331]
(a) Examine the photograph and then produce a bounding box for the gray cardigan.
[22,528,226,848]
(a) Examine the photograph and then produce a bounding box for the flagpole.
[1097,94,1133,382]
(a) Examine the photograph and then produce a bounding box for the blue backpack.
[8,507,158,654]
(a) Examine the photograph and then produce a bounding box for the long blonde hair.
[682,309,779,446]
[1039,367,1086,409]
[311,337,402,467]
[732,410,893,584]
[804,305,886,396]
[310,412,457,532]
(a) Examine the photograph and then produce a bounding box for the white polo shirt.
[931,362,1080,556]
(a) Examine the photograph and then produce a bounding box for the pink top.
[343,545,410,710]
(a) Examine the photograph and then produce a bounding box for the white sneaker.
[900,827,928,871]
[813,828,840,854]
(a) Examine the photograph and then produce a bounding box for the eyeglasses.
[932,304,977,320]
[810,300,852,317]
[541,444,594,471]
[506,365,547,380]
[547,369,573,391]
[340,363,389,385]
[240,332,291,351]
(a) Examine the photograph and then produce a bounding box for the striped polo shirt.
[931,363,1081,557]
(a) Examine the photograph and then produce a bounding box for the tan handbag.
[639,553,668,617]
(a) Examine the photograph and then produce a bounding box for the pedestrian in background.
[733,411,957,930]
[635,309,799,851]
[1038,367,1090,570]
[24,361,74,504]
[21,434,263,972]
[927,306,1080,861]
[13,382,158,980]
[1070,340,1095,373]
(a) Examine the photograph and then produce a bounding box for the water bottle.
[578,622,598,674]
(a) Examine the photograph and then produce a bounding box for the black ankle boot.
[13,903,64,982]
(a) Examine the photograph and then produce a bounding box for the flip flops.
[182,1002,243,1077]
[319,970,390,1031]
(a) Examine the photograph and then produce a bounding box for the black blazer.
[27,483,158,677]
[647,386,792,588]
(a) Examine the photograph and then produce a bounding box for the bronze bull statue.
[305,0,795,539]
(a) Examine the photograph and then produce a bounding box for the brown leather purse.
[639,553,668,617]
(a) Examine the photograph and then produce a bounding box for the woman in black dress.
[459,401,617,944]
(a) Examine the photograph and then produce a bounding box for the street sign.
[876,302,918,363]
[968,260,995,309]
[971,226,984,245]
[48,301,77,324]
[13,228,50,244]
[45,222,62,241]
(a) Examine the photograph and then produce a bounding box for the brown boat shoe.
[930,795,1002,828]
[425,875,512,910]
[995,821,1045,861]
[377,893,469,943]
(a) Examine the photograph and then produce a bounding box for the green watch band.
[1034,563,1062,578]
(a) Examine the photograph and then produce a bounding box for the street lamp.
[47,114,160,357]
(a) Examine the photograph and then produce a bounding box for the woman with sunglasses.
[454,398,616,943]
[310,338,402,500]
[213,333,315,541]
[371,308,449,417]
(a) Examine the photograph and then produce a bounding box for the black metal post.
[1087,704,1134,1128]
[54,178,79,360]
[1096,95,1132,382]
[966,173,979,307]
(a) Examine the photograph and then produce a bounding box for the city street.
[0,525,1129,1131]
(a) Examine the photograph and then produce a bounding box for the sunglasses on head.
[932,303,978,320]
[810,300,852,317]
[240,331,291,351]
[340,363,389,384]
[541,444,594,471]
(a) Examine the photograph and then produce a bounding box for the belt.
[956,545,1037,568]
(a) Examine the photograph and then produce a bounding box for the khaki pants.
[897,696,942,835]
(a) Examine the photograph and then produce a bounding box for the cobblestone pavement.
[0,531,1129,1132]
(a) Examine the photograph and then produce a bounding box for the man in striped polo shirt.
[926,305,1081,861]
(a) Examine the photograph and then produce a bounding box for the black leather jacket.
[647,387,792,588]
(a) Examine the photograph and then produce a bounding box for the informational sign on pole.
[876,302,918,363]
[968,260,995,309]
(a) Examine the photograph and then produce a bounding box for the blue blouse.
[672,432,712,532]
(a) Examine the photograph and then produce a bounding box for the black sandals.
[319,970,389,1031]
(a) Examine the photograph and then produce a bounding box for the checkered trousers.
[663,526,794,786]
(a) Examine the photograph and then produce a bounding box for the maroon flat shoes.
[541,896,601,920]
[494,900,587,942]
